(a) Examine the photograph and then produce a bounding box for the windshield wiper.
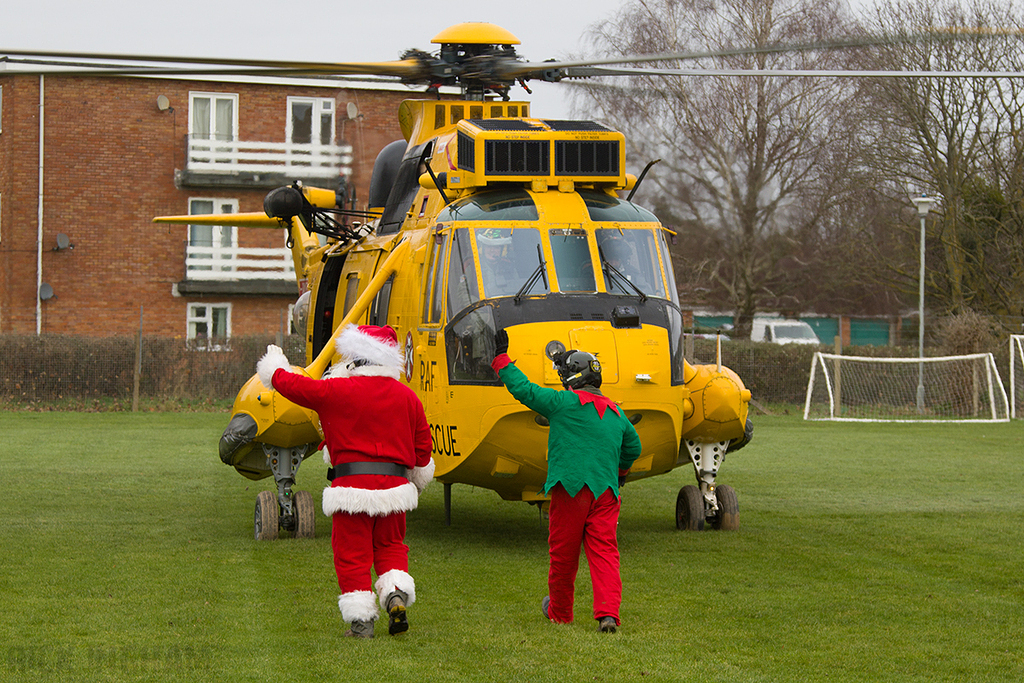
[514,245,548,304]
[600,253,647,303]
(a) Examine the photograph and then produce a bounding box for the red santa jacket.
[268,364,434,517]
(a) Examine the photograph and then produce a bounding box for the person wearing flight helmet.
[490,329,642,633]
[476,228,516,296]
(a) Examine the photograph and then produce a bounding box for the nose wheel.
[254,443,317,540]
[676,439,740,531]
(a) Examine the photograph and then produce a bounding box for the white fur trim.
[323,362,400,381]
[410,458,435,494]
[348,365,402,380]
[256,345,292,389]
[336,325,404,370]
[375,569,416,609]
[322,482,420,517]
[322,446,332,466]
[338,591,379,622]
[322,362,349,379]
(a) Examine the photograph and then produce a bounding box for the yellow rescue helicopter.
[145,22,753,539]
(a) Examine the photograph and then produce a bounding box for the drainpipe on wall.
[36,75,44,335]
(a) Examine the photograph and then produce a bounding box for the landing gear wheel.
[711,484,739,531]
[254,490,280,541]
[676,485,705,531]
[293,490,316,539]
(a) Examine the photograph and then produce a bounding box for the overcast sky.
[0,0,628,119]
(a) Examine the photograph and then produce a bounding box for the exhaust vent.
[484,140,550,175]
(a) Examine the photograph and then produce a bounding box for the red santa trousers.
[546,484,622,625]
[331,510,408,594]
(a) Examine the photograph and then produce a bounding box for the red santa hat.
[335,324,404,371]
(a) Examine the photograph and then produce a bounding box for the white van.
[751,318,821,345]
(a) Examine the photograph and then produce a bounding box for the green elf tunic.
[492,354,642,497]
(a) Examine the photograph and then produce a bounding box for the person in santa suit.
[257,324,434,639]
[491,329,641,633]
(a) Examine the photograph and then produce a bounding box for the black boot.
[344,619,374,638]
[386,591,409,635]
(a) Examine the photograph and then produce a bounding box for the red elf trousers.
[546,484,622,624]
[331,510,408,594]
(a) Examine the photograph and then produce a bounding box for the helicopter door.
[369,274,396,326]
[309,253,347,361]
[416,230,449,415]
[338,248,386,321]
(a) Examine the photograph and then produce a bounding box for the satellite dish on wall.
[54,233,71,251]
[157,95,171,111]
[347,102,359,120]
[39,283,55,301]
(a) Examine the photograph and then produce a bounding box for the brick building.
[0,71,414,340]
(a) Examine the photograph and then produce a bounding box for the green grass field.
[1,411,1022,682]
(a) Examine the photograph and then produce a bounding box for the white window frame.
[287,96,335,146]
[286,96,335,171]
[186,302,232,350]
[187,198,238,272]
[1,85,4,134]
[188,92,238,167]
[188,92,238,141]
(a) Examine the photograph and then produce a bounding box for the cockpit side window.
[423,230,449,324]
[447,228,479,318]
[659,231,679,305]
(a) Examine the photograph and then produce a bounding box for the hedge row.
[0,334,305,404]
[0,334,1014,407]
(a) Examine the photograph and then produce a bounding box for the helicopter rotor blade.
[507,27,1024,80]
[561,66,1024,79]
[0,47,429,79]
[7,25,1023,87]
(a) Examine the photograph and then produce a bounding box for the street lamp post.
[911,194,938,412]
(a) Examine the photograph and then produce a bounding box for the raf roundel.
[405,331,415,383]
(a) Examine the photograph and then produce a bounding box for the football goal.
[1012,335,1024,419]
[804,352,1009,422]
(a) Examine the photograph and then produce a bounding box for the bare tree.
[858,0,1024,324]
[575,0,863,337]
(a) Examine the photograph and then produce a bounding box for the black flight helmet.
[555,350,603,390]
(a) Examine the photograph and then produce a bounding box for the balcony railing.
[186,136,353,178]
[186,245,295,281]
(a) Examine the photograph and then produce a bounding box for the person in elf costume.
[490,329,641,632]
[257,324,434,639]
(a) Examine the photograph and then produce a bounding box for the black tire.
[676,485,705,531]
[711,484,739,531]
[293,490,316,539]
[254,490,280,541]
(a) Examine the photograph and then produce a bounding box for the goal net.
[1012,335,1024,419]
[804,352,1009,422]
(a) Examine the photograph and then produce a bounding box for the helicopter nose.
[702,376,747,423]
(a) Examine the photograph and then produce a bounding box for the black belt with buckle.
[327,461,409,481]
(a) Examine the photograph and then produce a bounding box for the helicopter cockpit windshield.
[438,187,681,384]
